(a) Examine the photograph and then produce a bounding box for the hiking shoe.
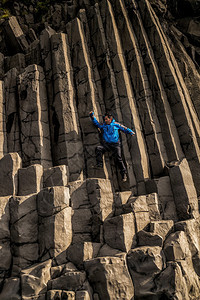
[122,173,127,182]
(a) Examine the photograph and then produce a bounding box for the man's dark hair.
[104,112,113,118]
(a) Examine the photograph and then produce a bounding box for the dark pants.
[95,141,127,175]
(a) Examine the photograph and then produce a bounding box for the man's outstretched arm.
[89,111,103,129]
[115,122,135,135]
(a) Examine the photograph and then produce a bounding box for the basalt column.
[0,80,7,159]
[18,64,52,168]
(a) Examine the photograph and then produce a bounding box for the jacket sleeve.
[90,114,104,129]
[115,122,135,135]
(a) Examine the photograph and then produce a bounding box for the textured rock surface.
[0,0,199,299]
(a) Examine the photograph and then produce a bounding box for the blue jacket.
[90,113,135,143]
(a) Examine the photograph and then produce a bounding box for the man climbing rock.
[89,111,135,182]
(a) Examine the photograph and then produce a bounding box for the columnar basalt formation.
[0,0,200,299]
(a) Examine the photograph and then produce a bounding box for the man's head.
[104,112,113,125]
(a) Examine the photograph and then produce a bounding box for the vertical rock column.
[0,196,12,288]
[10,194,39,274]
[111,0,168,176]
[87,4,137,189]
[137,0,200,192]
[18,64,52,168]
[4,68,21,155]
[0,81,7,159]
[3,16,29,54]
[169,158,199,220]
[99,0,150,188]
[0,153,21,196]
[129,0,185,165]
[51,33,84,182]
[66,17,111,179]
[37,186,72,261]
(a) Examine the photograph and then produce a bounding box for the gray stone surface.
[103,213,136,252]
[37,186,70,217]
[0,277,21,300]
[50,32,84,181]
[0,152,21,196]
[84,255,134,299]
[21,260,51,298]
[0,80,7,159]
[18,64,52,168]
[48,271,86,291]
[43,165,68,188]
[39,207,72,259]
[169,158,199,220]
[18,164,43,196]
[127,246,165,298]
[87,178,114,221]
[3,16,29,53]
[4,68,21,155]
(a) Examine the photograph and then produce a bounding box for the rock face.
[0,0,199,299]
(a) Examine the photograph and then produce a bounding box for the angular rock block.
[48,271,86,291]
[72,233,92,245]
[176,259,200,298]
[0,277,21,300]
[149,220,174,240]
[39,207,72,259]
[69,180,90,209]
[87,178,114,221]
[98,244,122,257]
[155,258,200,299]
[124,195,150,231]
[169,158,199,220]
[114,191,132,215]
[47,290,75,300]
[21,260,51,298]
[12,243,39,270]
[18,164,43,196]
[66,242,101,269]
[137,230,163,247]
[5,53,26,73]
[50,262,78,279]
[164,231,191,261]
[18,64,52,168]
[72,209,92,234]
[174,219,200,277]
[127,246,165,298]
[174,219,200,256]
[3,16,29,53]
[155,261,189,299]
[10,194,38,244]
[37,186,70,217]
[154,176,178,221]
[0,240,12,271]
[4,68,21,155]
[10,193,38,271]
[0,153,21,196]
[0,196,10,240]
[103,212,136,252]
[43,165,68,188]
[146,193,161,220]
[84,255,134,300]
